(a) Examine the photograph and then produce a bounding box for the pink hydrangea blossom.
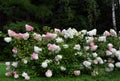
[89,41,95,46]
[15,32,29,40]
[14,74,19,78]
[74,70,81,76]
[5,72,12,77]
[46,32,57,40]
[13,72,19,78]
[33,33,42,41]
[103,31,111,36]
[25,24,34,31]
[12,48,17,54]
[91,45,98,51]
[48,44,56,51]
[13,72,17,75]
[84,46,90,51]
[31,53,38,60]
[48,44,61,53]
[16,33,24,39]
[8,30,17,37]
[45,69,52,78]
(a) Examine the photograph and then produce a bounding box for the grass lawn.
[0,64,120,81]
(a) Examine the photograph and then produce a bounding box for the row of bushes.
[4,24,120,80]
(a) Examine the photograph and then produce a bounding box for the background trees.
[1,0,120,32]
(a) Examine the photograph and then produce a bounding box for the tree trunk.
[112,0,117,31]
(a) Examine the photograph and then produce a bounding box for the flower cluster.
[4,24,120,80]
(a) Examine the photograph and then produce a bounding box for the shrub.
[0,21,40,61]
[3,25,120,80]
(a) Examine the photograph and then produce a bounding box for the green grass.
[0,64,120,81]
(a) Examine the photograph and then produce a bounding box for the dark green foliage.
[0,0,112,31]
[1,0,119,32]
[0,45,13,61]
[86,0,100,29]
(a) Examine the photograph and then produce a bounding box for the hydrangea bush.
[4,24,120,80]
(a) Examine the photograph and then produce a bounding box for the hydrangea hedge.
[4,24,120,80]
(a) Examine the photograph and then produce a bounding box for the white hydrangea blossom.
[87,29,97,36]
[4,37,12,43]
[115,62,120,68]
[110,29,117,37]
[45,59,52,63]
[23,32,29,40]
[56,55,62,60]
[81,30,87,35]
[61,28,79,39]
[105,67,114,72]
[22,72,30,80]
[22,59,28,64]
[63,44,69,48]
[60,66,66,71]
[22,72,28,77]
[98,36,106,42]
[34,46,42,53]
[55,45,61,53]
[108,63,114,68]
[56,37,64,43]
[11,62,18,68]
[73,44,81,50]
[41,62,48,68]
[96,57,104,64]
[93,59,98,64]
[85,37,94,43]
[107,43,113,48]
[5,62,10,66]
[92,52,98,58]
[83,61,91,68]
[110,48,117,54]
